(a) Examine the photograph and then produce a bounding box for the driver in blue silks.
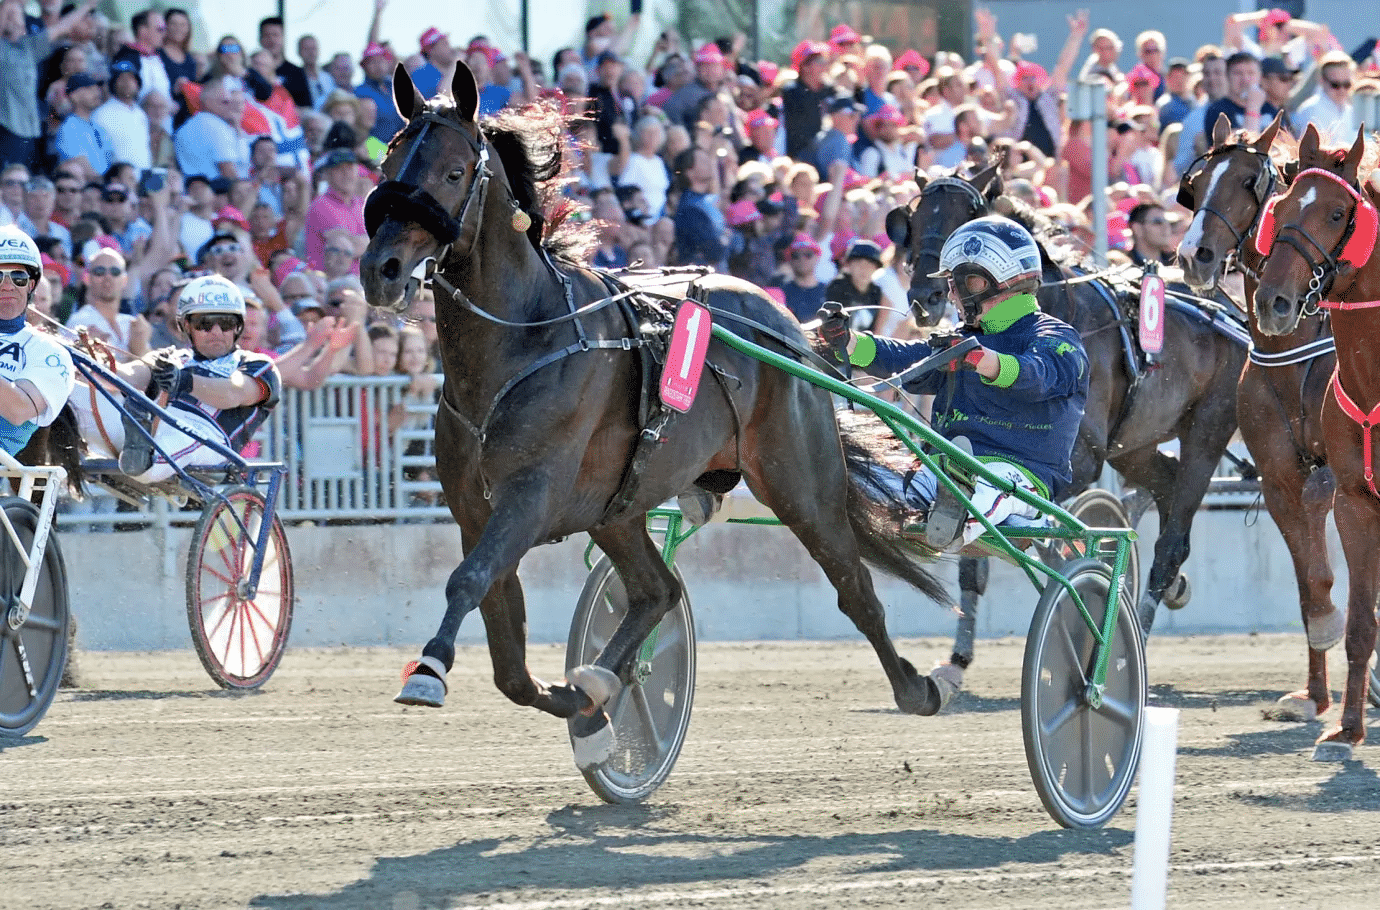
[819,214,1089,548]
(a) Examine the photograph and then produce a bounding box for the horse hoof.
[1262,692,1318,723]
[1306,608,1346,651]
[1163,573,1191,610]
[395,656,448,708]
[1311,740,1354,762]
[569,665,621,713]
[571,710,615,769]
[930,662,964,713]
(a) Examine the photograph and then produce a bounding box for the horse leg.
[558,518,684,767]
[951,557,988,669]
[1313,485,1380,760]
[1107,447,1178,633]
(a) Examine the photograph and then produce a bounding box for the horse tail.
[836,411,954,608]
[47,403,86,498]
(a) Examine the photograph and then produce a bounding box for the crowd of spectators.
[1,0,1378,485]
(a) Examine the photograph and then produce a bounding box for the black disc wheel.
[1022,558,1146,828]
[1046,489,1141,609]
[186,486,294,689]
[0,498,69,736]
[567,556,696,804]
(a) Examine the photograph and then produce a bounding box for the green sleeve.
[848,332,877,367]
[982,352,1020,388]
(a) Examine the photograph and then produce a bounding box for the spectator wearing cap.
[1127,202,1175,267]
[355,42,402,145]
[19,176,71,257]
[580,11,639,78]
[671,146,728,272]
[1223,7,1332,71]
[983,9,1085,160]
[739,108,778,164]
[727,195,787,288]
[412,28,457,99]
[464,43,520,117]
[828,24,863,60]
[93,58,153,171]
[53,71,113,179]
[894,49,930,82]
[0,0,98,169]
[780,232,827,321]
[1080,27,1123,84]
[1295,50,1356,138]
[100,180,153,261]
[1259,55,1301,113]
[812,96,862,176]
[1205,51,1276,134]
[590,50,631,155]
[1133,30,1167,99]
[305,147,366,273]
[174,76,250,181]
[1126,63,1159,107]
[1157,58,1195,128]
[857,105,912,179]
[781,40,833,160]
[824,238,884,330]
[258,16,311,109]
[661,43,725,132]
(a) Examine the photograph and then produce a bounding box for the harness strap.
[1319,298,1380,311]
[1248,335,1337,367]
[1331,369,1380,498]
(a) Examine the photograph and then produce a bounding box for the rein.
[1179,144,1279,276]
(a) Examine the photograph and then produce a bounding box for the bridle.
[904,177,990,272]
[1265,168,1376,315]
[1177,144,1278,276]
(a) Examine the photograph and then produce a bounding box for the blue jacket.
[858,294,1089,498]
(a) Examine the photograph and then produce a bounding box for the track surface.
[5,635,1380,909]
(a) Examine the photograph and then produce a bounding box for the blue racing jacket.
[853,294,1089,499]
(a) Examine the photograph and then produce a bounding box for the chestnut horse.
[1177,113,1347,721]
[1253,124,1380,760]
[358,63,960,769]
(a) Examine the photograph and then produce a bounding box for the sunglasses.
[102,193,128,203]
[188,313,241,332]
[1327,79,1352,90]
[88,265,124,277]
[3,178,27,187]
[0,269,31,287]
[219,42,241,54]
[56,185,80,194]
[326,298,345,308]
[209,242,241,256]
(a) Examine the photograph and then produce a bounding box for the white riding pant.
[71,381,232,484]
[899,459,1046,545]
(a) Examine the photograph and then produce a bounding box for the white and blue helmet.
[0,225,42,277]
[929,215,1042,320]
[177,274,246,320]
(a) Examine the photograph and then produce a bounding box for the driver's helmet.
[0,225,43,287]
[929,215,1041,323]
[177,274,246,322]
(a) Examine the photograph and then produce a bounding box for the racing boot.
[118,407,155,475]
[925,436,975,550]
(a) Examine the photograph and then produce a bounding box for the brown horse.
[1253,124,1380,760]
[1177,113,1345,720]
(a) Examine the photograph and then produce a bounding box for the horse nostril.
[1194,247,1215,264]
[1272,297,1293,319]
[380,258,401,282]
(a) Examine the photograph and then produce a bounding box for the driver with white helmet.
[73,274,281,482]
[819,214,1089,548]
[0,226,75,456]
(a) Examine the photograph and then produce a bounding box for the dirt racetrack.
[5,634,1380,910]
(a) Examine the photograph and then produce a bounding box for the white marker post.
[1131,706,1181,910]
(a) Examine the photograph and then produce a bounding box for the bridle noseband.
[905,177,990,272]
[1268,168,1371,314]
[1179,145,1278,272]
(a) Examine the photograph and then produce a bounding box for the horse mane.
[993,193,1096,273]
[385,96,598,263]
[1303,132,1380,184]
[1229,123,1300,170]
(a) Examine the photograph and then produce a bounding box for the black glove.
[150,356,193,399]
[817,302,851,351]
[927,330,964,351]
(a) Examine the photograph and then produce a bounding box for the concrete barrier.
[66,505,1336,653]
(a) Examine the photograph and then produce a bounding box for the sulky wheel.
[1046,489,1141,610]
[186,486,294,689]
[567,555,696,804]
[1022,558,1146,829]
[0,498,69,736]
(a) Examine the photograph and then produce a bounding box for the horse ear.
[1211,112,1232,149]
[392,62,424,123]
[971,162,1000,200]
[913,171,928,191]
[1299,123,1321,163]
[885,205,911,247]
[451,60,480,122]
[1255,110,1284,151]
[1342,127,1368,181]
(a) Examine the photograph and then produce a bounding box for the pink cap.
[693,43,724,66]
[763,286,786,307]
[419,27,447,53]
[214,205,250,231]
[746,108,778,131]
[790,40,830,70]
[271,255,305,286]
[756,60,780,85]
[40,253,69,286]
[788,232,822,255]
[867,103,904,126]
[1015,61,1049,88]
[894,49,930,78]
[829,24,862,47]
[1127,62,1159,85]
[362,42,389,61]
[726,199,762,226]
[1264,8,1292,27]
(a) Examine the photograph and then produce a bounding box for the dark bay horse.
[359,62,956,768]
[886,165,1246,641]
[1177,113,1346,721]
[1253,125,1380,760]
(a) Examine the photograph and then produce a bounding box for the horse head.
[1176,111,1286,292]
[360,61,501,312]
[1253,123,1378,336]
[885,162,1002,326]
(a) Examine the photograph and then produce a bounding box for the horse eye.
[1331,208,1344,222]
[446,167,465,183]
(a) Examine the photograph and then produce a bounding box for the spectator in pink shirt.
[304,147,366,272]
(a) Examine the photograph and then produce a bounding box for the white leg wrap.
[1306,608,1345,652]
[931,662,964,712]
[395,655,449,707]
[569,665,621,710]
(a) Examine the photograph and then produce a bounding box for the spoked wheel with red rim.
[186,486,293,689]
